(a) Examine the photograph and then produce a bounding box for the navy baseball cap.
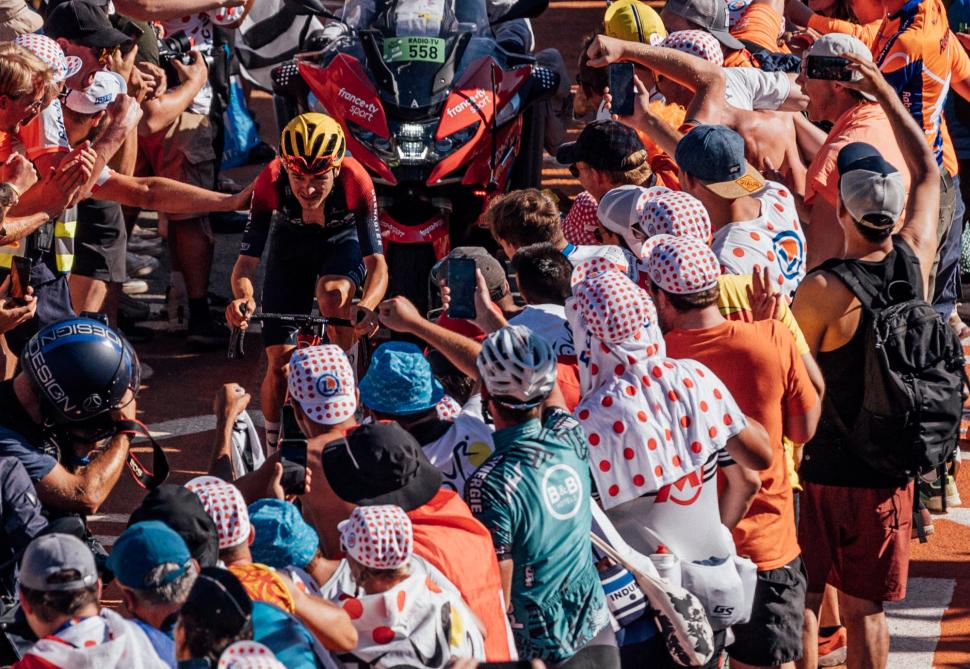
[837,142,905,226]
[44,0,131,49]
[674,124,766,199]
[556,120,647,171]
[107,520,192,590]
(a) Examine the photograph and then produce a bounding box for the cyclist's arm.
[345,159,389,311]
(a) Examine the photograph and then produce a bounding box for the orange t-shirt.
[805,102,912,208]
[635,101,686,190]
[664,319,818,571]
[228,562,296,613]
[872,0,960,175]
[807,14,882,48]
[724,47,758,68]
[409,489,513,661]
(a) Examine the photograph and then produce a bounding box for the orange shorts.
[731,3,787,53]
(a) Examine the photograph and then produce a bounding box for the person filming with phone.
[225,113,387,450]
[795,34,913,268]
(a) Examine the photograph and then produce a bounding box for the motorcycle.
[274,0,559,312]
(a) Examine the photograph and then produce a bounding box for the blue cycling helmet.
[22,317,141,426]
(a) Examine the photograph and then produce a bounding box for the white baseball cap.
[65,70,127,114]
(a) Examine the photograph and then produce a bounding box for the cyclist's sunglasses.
[282,154,338,177]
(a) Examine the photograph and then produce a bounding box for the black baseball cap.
[129,484,220,568]
[556,120,646,171]
[322,421,442,511]
[182,567,253,635]
[44,0,130,48]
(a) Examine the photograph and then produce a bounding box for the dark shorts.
[553,625,620,669]
[260,221,365,347]
[72,199,127,283]
[5,263,74,357]
[727,556,806,666]
[799,480,913,602]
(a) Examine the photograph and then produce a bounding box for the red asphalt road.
[89,3,970,665]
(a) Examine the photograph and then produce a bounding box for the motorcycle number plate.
[382,36,446,64]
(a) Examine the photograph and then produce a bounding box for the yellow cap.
[604,0,667,45]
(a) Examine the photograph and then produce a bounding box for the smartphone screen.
[447,257,477,320]
[806,55,851,81]
[279,404,307,495]
[608,62,635,117]
[9,256,30,305]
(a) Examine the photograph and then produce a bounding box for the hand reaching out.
[746,264,783,321]
[585,34,632,68]
[3,153,38,196]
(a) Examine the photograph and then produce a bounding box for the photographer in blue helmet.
[0,316,165,517]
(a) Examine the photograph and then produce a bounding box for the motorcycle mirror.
[282,0,340,20]
[491,0,549,24]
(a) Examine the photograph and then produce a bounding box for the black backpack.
[820,245,967,480]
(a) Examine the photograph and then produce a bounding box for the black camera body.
[158,33,214,66]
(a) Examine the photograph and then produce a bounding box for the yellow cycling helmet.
[280,112,346,175]
[604,0,667,45]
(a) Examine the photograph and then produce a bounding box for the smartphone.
[9,256,30,306]
[279,404,308,496]
[806,55,851,81]
[608,62,635,117]
[447,257,477,320]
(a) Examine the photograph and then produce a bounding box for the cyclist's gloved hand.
[352,305,379,337]
[227,297,256,329]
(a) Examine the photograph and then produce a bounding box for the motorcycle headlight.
[348,120,397,165]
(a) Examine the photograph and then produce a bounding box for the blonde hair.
[0,43,52,100]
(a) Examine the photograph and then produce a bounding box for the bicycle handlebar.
[228,310,355,359]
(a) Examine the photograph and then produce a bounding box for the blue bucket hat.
[359,341,445,416]
[248,499,319,569]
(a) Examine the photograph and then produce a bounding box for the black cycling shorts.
[260,221,365,347]
[73,199,127,283]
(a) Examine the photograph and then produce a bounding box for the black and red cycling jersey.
[240,156,383,258]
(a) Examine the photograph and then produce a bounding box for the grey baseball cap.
[837,142,905,226]
[807,33,876,101]
[662,0,744,50]
[19,534,98,592]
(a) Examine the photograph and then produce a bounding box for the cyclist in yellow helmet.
[226,112,387,445]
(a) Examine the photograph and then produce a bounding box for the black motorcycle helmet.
[22,317,141,430]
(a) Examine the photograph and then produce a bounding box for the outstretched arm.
[585,34,725,125]
[378,296,483,379]
[841,53,939,292]
[94,174,253,214]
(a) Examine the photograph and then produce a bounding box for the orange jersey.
[873,0,963,174]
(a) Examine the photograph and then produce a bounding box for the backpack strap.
[815,258,881,314]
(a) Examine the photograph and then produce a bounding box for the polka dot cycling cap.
[287,344,357,426]
[14,34,82,83]
[562,191,601,245]
[647,234,721,294]
[185,476,251,550]
[660,30,725,66]
[217,641,285,669]
[574,269,657,344]
[339,504,413,570]
[640,189,712,242]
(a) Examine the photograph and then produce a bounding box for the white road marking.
[886,576,955,668]
[134,410,265,442]
[88,513,130,524]
[936,506,970,529]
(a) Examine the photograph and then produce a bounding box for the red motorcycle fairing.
[299,55,398,185]
[428,56,533,186]
[380,210,451,258]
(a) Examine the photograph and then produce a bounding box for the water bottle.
[648,544,682,588]
[598,560,648,627]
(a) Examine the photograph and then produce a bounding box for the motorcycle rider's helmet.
[280,113,346,175]
[22,317,141,429]
[477,325,557,410]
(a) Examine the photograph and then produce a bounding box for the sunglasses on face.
[97,46,120,65]
[282,155,337,178]
[569,164,580,178]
